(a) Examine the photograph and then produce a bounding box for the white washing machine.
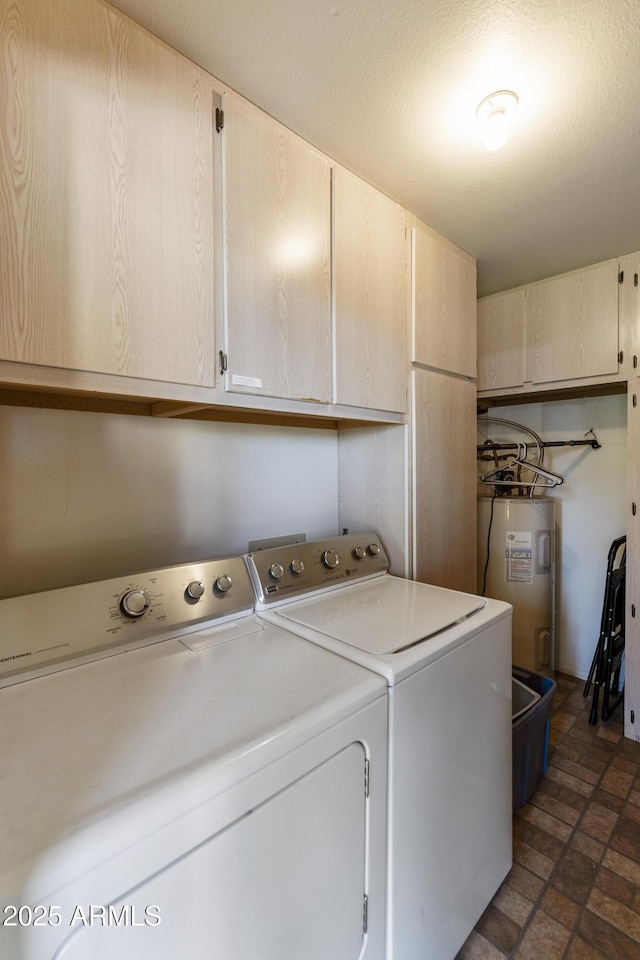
[0,555,387,960]
[246,532,513,960]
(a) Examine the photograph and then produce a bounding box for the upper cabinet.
[412,223,476,378]
[333,167,407,413]
[477,258,623,400]
[0,0,217,387]
[477,289,526,392]
[529,259,619,384]
[618,252,640,382]
[223,92,332,404]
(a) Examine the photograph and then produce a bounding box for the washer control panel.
[0,556,255,687]
[247,532,389,604]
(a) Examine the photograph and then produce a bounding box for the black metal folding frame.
[583,536,626,725]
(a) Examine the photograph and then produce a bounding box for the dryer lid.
[277,576,486,655]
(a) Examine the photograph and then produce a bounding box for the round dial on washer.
[269,562,285,580]
[185,580,205,601]
[321,549,340,569]
[214,574,233,593]
[368,543,381,556]
[120,588,151,618]
[290,558,305,576]
[353,546,367,560]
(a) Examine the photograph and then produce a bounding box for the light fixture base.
[476,90,519,124]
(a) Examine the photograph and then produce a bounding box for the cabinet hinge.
[363,895,369,933]
[219,350,228,374]
[619,270,624,284]
[364,758,370,798]
[215,107,224,133]
[619,351,624,364]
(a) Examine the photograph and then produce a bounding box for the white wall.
[478,394,627,680]
[1,406,340,597]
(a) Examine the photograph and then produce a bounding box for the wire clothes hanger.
[479,441,564,488]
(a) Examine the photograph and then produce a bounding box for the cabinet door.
[618,251,640,382]
[529,259,619,384]
[412,370,476,593]
[57,744,368,960]
[333,167,407,413]
[477,289,526,391]
[412,224,476,377]
[224,93,332,403]
[626,388,640,742]
[0,0,216,386]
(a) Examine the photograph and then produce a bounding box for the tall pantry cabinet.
[410,221,478,594]
[340,219,478,588]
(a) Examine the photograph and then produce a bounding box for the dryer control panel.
[0,556,255,687]
[247,532,389,604]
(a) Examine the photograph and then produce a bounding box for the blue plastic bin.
[512,666,557,811]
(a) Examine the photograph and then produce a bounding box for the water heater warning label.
[505,531,533,582]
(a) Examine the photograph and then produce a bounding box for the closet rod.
[477,435,601,453]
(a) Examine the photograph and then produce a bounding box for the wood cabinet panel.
[529,259,619,384]
[338,424,410,578]
[412,369,476,593]
[618,252,640,381]
[412,224,476,377]
[333,166,407,413]
[626,387,640,741]
[224,92,332,403]
[0,0,216,386]
[477,289,526,391]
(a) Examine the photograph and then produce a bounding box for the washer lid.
[277,576,486,655]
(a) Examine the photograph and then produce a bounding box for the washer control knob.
[121,588,151,618]
[368,543,381,556]
[290,558,305,576]
[269,563,285,580]
[321,549,340,570]
[214,574,233,594]
[353,546,367,560]
[185,580,205,601]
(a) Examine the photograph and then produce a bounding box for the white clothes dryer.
[246,532,513,960]
[0,555,387,960]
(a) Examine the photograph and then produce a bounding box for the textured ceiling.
[111,0,640,297]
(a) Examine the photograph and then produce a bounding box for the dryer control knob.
[290,559,305,576]
[185,580,205,601]
[121,588,151,618]
[353,546,367,560]
[214,574,233,593]
[321,549,340,569]
[368,543,381,556]
[269,563,285,580]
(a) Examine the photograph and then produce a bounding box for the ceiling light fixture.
[476,90,518,151]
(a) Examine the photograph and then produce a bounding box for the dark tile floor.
[456,673,640,960]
